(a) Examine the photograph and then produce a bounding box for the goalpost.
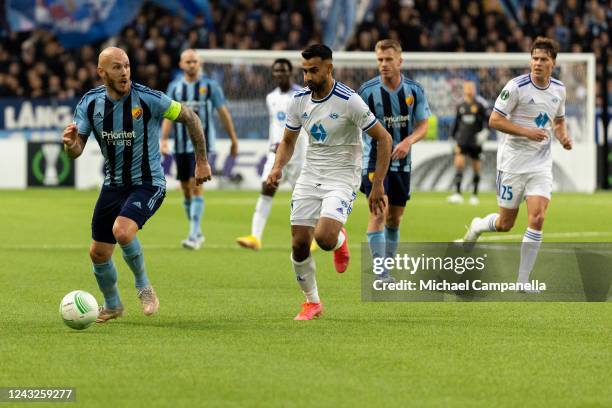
[196,50,597,193]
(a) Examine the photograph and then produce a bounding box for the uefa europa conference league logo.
[28,142,74,187]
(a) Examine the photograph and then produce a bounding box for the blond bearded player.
[63,47,211,322]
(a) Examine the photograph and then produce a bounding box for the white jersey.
[493,73,566,174]
[267,85,301,147]
[266,85,307,160]
[285,80,378,189]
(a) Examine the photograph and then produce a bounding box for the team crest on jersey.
[405,95,414,106]
[199,87,207,96]
[277,111,286,121]
[329,113,339,119]
[534,112,550,128]
[500,90,510,100]
[310,123,327,142]
[132,107,143,120]
[470,104,477,113]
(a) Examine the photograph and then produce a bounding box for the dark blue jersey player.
[357,39,430,283]
[62,47,211,323]
[160,49,239,250]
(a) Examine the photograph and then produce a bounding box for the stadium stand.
[0,0,608,107]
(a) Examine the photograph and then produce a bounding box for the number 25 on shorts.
[499,185,513,200]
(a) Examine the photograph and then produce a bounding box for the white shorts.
[496,170,552,209]
[260,152,303,188]
[290,182,357,227]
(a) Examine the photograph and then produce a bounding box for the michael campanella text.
[373,279,547,293]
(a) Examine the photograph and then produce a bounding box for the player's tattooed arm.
[175,103,212,184]
[175,103,207,162]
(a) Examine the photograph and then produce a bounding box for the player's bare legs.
[526,196,548,230]
[113,216,159,316]
[89,241,114,264]
[112,216,139,245]
[386,205,404,229]
[366,195,389,232]
[180,180,193,200]
[315,217,349,273]
[237,182,276,250]
[495,207,518,232]
[314,217,342,250]
[291,225,322,320]
[462,206,517,251]
[292,225,313,262]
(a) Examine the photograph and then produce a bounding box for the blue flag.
[150,0,212,23]
[5,0,215,47]
[6,0,144,49]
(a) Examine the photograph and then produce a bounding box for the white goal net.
[196,50,596,192]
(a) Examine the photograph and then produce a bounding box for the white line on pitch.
[480,231,612,241]
[1,231,611,251]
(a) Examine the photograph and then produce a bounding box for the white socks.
[251,195,273,240]
[517,228,542,284]
[333,229,346,250]
[291,255,320,303]
[474,213,499,234]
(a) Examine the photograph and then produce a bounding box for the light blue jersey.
[358,75,430,173]
[74,82,174,188]
[166,75,226,154]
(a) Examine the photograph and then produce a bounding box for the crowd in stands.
[0,0,608,106]
[350,0,609,106]
[0,1,318,99]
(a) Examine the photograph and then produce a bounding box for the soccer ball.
[59,290,99,330]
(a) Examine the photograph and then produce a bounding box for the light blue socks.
[93,259,121,308]
[189,196,204,239]
[385,226,399,258]
[121,237,149,289]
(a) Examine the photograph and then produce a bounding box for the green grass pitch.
[1,189,612,407]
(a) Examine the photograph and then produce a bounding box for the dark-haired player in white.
[267,44,392,320]
[460,37,572,290]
